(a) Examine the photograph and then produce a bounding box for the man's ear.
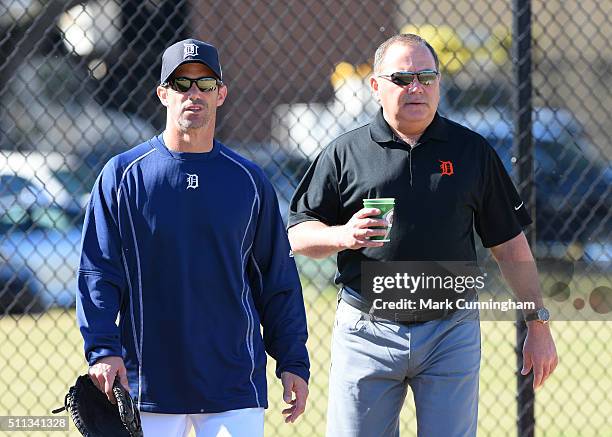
[369,75,381,103]
[157,86,168,106]
[216,84,228,107]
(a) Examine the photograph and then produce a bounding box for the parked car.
[443,107,611,261]
[1,56,157,155]
[0,248,46,314]
[0,151,90,211]
[0,155,84,313]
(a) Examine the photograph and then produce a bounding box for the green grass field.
[1,286,610,436]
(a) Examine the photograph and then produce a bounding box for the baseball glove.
[52,374,143,437]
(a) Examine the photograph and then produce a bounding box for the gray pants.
[326,299,481,437]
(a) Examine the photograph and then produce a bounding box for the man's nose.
[406,78,424,93]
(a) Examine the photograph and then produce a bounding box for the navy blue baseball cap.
[160,39,223,84]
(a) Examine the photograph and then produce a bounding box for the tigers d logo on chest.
[186,173,199,189]
[439,160,454,176]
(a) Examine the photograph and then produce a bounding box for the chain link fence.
[0,0,610,435]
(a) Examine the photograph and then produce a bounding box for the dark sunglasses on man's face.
[167,76,221,93]
[378,70,439,86]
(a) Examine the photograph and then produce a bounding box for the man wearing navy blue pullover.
[77,39,309,436]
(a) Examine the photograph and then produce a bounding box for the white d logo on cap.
[183,43,198,59]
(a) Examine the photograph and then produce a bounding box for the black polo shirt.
[288,109,532,293]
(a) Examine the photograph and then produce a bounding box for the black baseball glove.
[52,374,143,437]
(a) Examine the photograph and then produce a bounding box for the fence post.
[513,0,535,436]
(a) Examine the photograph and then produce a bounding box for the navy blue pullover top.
[77,135,309,413]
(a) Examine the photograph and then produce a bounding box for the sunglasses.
[378,70,439,86]
[167,76,221,92]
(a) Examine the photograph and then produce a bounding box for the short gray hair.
[373,34,440,72]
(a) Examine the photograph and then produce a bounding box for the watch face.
[538,308,550,321]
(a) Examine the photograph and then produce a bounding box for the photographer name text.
[372,298,535,312]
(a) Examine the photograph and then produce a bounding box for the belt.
[339,287,372,314]
[339,287,459,325]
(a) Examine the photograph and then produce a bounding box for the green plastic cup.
[362,198,395,242]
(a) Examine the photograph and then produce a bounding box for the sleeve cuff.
[276,365,310,384]
[286,214,326,230]
[87,347,123,366]
[481,227,524,249]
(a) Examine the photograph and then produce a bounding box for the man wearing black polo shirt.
[288,34,557,437]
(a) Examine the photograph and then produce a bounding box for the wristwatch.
[524,307,550,324]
